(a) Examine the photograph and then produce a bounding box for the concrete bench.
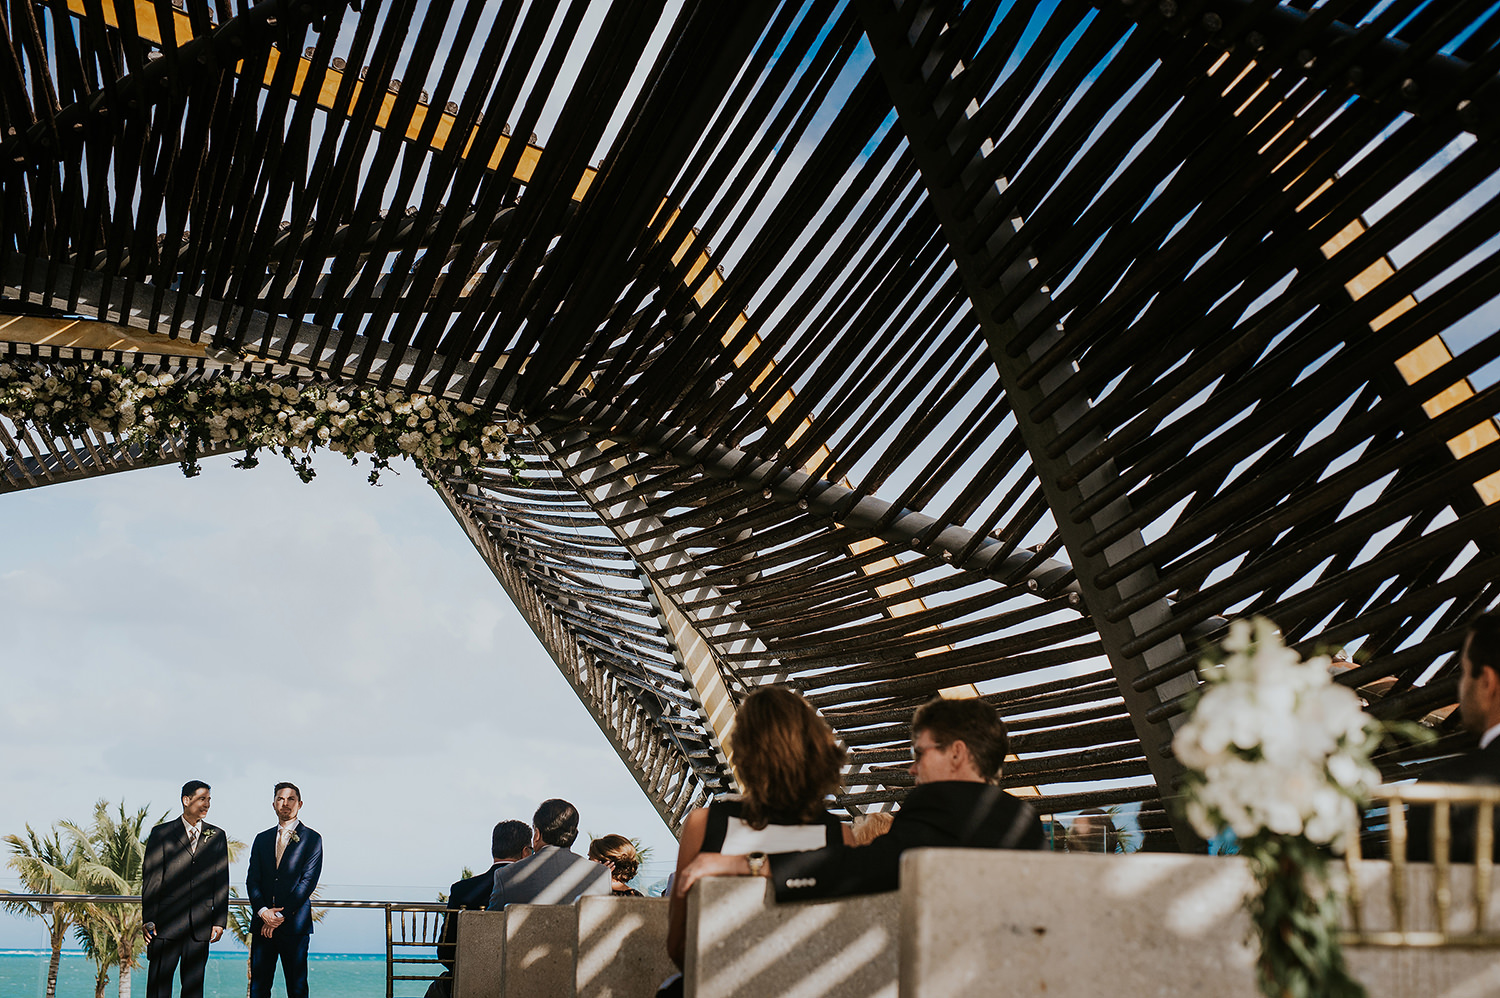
[455,853,1500,998]
[502,903,579,998]
[454,898,675,998]
[684,877,899,998]
[898,848,1500,998]
[454,909,507,998]
[576,895,676,998]
[450,906,575,998]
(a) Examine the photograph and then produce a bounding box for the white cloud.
[0,454,678,953]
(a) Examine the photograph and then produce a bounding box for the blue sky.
[0,454,679,953]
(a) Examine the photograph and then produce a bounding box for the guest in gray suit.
[486,799,610,908]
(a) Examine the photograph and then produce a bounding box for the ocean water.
[0,951,438,997]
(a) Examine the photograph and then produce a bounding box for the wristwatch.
[746,851,768,877]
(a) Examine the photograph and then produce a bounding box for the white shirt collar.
[278,818,301,835]
[182,816,203,835]
[1479,723,1500,750]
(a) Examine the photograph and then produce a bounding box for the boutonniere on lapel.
[201,828,217,841]
[289,830,300,844]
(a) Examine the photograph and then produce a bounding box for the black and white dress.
[698,797,843,854]
[656,798,844,996]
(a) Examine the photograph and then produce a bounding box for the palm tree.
[72,916,117,998]
[64,801,155,998]
[227,888,256,998]
[2,825,85,998]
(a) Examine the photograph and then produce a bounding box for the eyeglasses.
[911,739,948,761]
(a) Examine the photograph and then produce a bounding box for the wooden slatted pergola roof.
[3,0,1498,848]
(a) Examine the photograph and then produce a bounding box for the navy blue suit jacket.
[1408,740,1500,862]
[246,823,323,936]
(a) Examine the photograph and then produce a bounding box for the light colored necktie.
[188,828,199,855]
[276,830,287,867]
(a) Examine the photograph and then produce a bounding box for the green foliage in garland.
[0,360,526,485]
[1242,832,1364,998]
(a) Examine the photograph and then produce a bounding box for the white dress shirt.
[259,819,303,920]
[275,818,301,866]
[182,817,203,853]
[1480,722,1500,750]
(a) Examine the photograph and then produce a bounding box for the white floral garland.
[0,360,523,484]
[1173,617,1381,850]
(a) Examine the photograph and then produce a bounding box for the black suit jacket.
[142,820,230,941]
[246,823,324,937]
[769,781,1044,901]
[1407,739,1500,862]
[437,862,509,970]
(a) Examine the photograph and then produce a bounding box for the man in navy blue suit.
[1410,611,1500,861]
[247,782,323,998]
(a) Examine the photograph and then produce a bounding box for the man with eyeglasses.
[676,696,1044,900]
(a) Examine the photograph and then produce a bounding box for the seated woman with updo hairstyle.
[665,686,849,968]
[588,834,643,896]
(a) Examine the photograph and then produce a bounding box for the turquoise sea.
[0,951,436,997]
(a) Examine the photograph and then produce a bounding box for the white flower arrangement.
[1174,617,1390,998]
[1174,617,1381,852]
[0,360,525,485]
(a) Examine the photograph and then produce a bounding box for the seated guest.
[675,695,1044,902]
[589,834,644,896]
[1065,809,1120,854]
[1409,611,1500,862]
[436,820,532,973]
[666,686,850,969]
[486,799,610,908]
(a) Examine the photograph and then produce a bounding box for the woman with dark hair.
[664,686,849,970]
[589,834,644,896]
[1064,809,1121,854]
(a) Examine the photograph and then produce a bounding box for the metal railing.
[0,893,448,997]
[1345,783,1500,948]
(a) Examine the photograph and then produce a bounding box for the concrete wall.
[899,849,1500,998]
[684,877,899,998]
[451,855,1500,998]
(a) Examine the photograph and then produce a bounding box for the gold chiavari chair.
[1344,783,1500,948]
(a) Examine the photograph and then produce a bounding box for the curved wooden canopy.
[3,0,1499,847]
